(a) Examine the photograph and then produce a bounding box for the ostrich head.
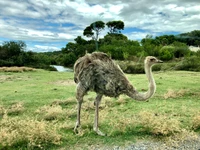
[145,56,163,67]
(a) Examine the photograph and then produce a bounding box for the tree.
[83,21,105,50]
[74,36,87,45]
[176,30,200,46]
[0,40,26,66]
[155,35,175,46]
[106,20,124,34]
[1,40,26,59]
[83,21,105,41]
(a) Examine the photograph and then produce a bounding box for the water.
[51,65,73,72]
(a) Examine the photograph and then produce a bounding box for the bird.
[73,52,163,136]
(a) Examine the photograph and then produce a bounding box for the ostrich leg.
[93,94,105,136]
[74,83,86,134]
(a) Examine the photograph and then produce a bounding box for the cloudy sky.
[0,0,199,52]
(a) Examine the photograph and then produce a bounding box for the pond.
[51,65,73,72]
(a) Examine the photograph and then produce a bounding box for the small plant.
[138,111,181,135]
[0,67,35,72]
[0,116,62,149]
[164,89,188,99]
[35,105,65,121]
[0,105,5,116]
[192,113,200,130]
[7,102,25,115]
[0,102,25,116]
[164,129,198,148]
[175,56,200,71]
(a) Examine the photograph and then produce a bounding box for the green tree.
[155,35,175,46]
[106,20,124,34]
[172,41,190,58]
[159,46,175,60]
[176,30,200,46]
[0,40,26,59]
[83,21,105,50]
[83,21,105,41]
[74,36,87,45]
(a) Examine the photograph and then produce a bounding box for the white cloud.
[30,45,60,52]
[0,0,200,52]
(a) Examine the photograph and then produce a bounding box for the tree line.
[0,20,200,71]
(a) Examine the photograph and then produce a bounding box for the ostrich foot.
[93,127,106,136]
[74,122,80,134]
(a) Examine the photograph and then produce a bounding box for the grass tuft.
[0,67,36,72]
[192,113,200,130]
[0,102,25,116]
[138,111,181,136]
[0,105,5,116]
[0,116,62,149]
[7,102,25,115]
[164,129,198,148]
[164,89,189,99]
[35,105,66,121]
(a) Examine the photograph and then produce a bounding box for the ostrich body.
[74,52,163,135]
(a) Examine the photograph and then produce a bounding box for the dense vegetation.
[0,20,200,72]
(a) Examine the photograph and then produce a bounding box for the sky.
[0,0,200,52]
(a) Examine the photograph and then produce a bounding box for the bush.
[63,52,77,66]
[125,63,144,74]
[192,113,200,130]
[159,46,174,60]
[117,60,162,74]
[0,116,61,149]
[138,111,181,135]
[175,56,200,71]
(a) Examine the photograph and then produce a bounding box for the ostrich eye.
[150,58,155,62]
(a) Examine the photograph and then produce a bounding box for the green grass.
[0,68,200,149]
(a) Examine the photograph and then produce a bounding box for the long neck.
[126,63,156,101]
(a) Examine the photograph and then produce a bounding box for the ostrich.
[73,52,163,136]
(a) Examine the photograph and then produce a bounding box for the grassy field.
[0,67,200,149]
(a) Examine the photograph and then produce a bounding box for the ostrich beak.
[157,59,163,63]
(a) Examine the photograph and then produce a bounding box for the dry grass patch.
[108,114,137,135]
[116,96,128,105]
[51,98,76,106]
[51,80,75,86]
[136,111,200,148]
[35,105,66,121]
[7,102,25,115]
[138,111,181,136]
[0,105,5,116]
[164,129,198,148]
[0,102,25,116]
[0,116,61,149]
[0,67,35,72]
[192,113,200,130]
[164,89,189,99]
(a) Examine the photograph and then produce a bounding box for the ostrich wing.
[78,59,133,97]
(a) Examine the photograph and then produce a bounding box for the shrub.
[0,67,35,72]
[159,46,174,61]
[63,52,77,66]
[35,105,66,121]
[164,89,189,99]
[0,102,25,116]
[0,116,61,149]
[117,60,162,74]
[175,56,200,71]
[7,102,25,115]
[0,105,5,116]
[125,63,144,74]
[192,113,200,130]
[138,111,181,135]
